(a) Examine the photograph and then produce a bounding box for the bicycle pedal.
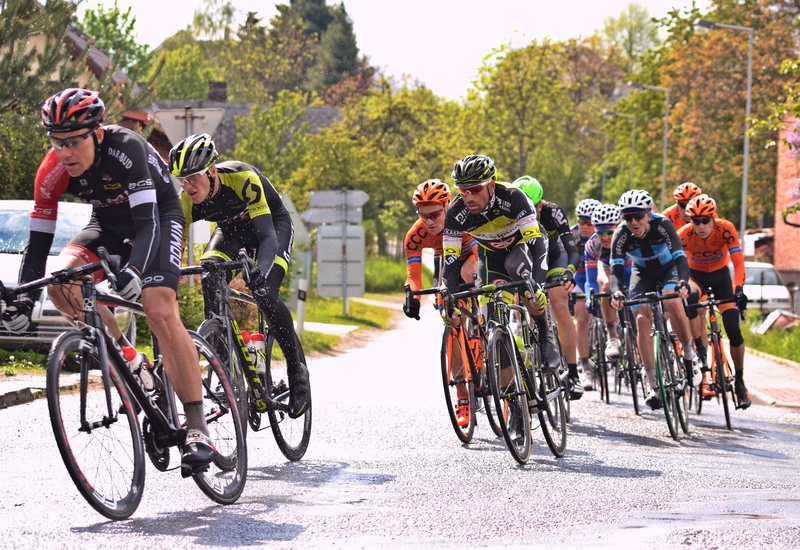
[181,463,210,478]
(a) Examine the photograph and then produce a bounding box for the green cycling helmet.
[513,175,543,206]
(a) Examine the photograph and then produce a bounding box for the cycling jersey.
[677,217,745,288]
[180,160,292,274]
[584,233,632,294]
[609,213,689,293]
[22,125,182,288]
[661,204,687,230]
[571,224,590,274]
[538,201,580,271]
[442,182,544,293]
[404,219,477,291]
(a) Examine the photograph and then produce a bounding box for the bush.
[136,280,207,347]
[742,310,800,361]
[365,255,434,293]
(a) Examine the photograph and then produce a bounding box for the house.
[774,115,800,284]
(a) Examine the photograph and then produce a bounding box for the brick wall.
[775,115,800,275]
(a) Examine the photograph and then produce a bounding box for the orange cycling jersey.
[678,217,745,287]
[404,218,477,291]
[661,204,687,231]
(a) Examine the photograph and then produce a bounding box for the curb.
[747,348,800,370]
[0,387,43,409]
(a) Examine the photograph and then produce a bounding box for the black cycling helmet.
[169,133,219,177]
[41,88,105,133]
[451,154,496,187]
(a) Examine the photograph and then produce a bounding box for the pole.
[630,115,636,190]
[740,29,753,240]
[601,133,608,202]
[660,90,670,211]
[341,190,349,316]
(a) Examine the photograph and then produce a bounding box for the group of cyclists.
[403,153,752,420]
[1,88,310,475]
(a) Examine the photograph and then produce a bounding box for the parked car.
[0,200,135,351]
[741,261,794,314]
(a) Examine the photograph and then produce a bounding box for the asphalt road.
[1,308,799,549]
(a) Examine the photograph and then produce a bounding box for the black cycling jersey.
[609,213,689,294]
[22,125,181,286]
[537,200,580,271]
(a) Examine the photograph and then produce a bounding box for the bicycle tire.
[623,323,641,416]
[487,325,531,465]
[711,332,732,430]
[670,337,690,434]
[538,369,567,457]
[483,394,505,437]
[263,334,312,461]
[440,327,476,444]
[656,335,680,440]
[46,330,145,520]
[590,319,610,404]
[198,317,249,437]
[184,331,247,504]
[550,321,571,424]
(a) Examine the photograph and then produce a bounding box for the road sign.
[155,108,226,144]
[317,225,365,299]
[301,206,363,224]
[308,190,369,208]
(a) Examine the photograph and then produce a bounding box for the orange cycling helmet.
[412,179,451,207]
[685,194,716,218]
[674,182,702,202]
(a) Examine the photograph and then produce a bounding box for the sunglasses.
[48,130,94,151]
[596,229,616,237]
[458,181,491,195]
[577,218,593,226]
[677,201,689,209]
[691,216,713,226]
[623,212,647,223]
[176,167,210,187]
[418,209,445,221]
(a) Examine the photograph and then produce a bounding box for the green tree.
[149,43,217,100]
[303,4,361,92]
[601,2,660,73]
[76,0,151,72]
[191,0,238,42]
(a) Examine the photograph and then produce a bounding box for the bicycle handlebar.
[621,291,683,307]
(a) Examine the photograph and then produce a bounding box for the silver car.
[0,200,135,351]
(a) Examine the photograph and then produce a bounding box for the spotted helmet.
[576,198,602,219]
[591,203,621,226]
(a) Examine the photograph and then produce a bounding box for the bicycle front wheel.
[623,323,642,416]
[264,334,312,461]
[46,330,145,520]
[590,319,609,404]
[441,326,476,444]
[186,331,247,504]
[487,326,531,465]
[656,335,680,440]
[538,369,567,457]
[198,317,249,437]
[670,338,689,434]
[711,333,733,430]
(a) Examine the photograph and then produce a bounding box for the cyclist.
[661,182,702,231]
[572,198,602,390]
[583,204,632,377]
[608,190,699,410]
[403,178,478,319]
[168,133,310,419]
[515,176,584,399]
[4,88,214,471]
[441,156,561,381]
[678,194,751,408]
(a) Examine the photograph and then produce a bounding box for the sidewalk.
[741,348,800,408]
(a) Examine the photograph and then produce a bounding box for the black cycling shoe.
[568,375,584,400]
[645,389,662,410]
[735,381,752,410]
[288,362,311,419]
[181,429,215,476]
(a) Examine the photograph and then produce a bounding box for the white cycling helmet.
[618,189,653,213]
[576,198,602,219]
[592,203,621,225]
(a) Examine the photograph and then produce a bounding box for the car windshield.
[0,208,88,254]
[745,266,783,286]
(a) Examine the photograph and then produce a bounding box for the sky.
[79,0,713,100]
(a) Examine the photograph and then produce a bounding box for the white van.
[741,261,793,314]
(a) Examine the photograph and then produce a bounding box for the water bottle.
[247,332,267,374]
[122,345,154,391]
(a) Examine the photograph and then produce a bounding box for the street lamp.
[603,110,637,190]
[580,127,608,201]
[628,81,671,211]
[695,18,754,239]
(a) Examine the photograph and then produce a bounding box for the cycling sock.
[533,313,549,341]
[735,370,744,384]
[646,369,658,389]
[681,341,696,361]
[568,363,579,378]
[184,401,209,436]
[693,337,705,355]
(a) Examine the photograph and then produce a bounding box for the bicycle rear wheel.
[185,331,247,504]
[538,369,567,457]
[590,319,610,404]
[441,326,476,443]
[198,317,249,437]
[656,336,680,440]
[263,334,312,461]
[711,333,733,430]
[670,338,689,434]
[487,326,531,465]
[623,323,642,415]
[46,330,145,520]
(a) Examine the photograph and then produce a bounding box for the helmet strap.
[202,173,217,204]
[91,129,102,167]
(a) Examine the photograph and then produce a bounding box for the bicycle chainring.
[143,418,170,471]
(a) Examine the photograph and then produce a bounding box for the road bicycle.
[406,284,503,444]
[446,279,568,463]
[0,249,247,520]
[543,284,571,423]
[580,290,612,404]
[688,288,743,430]
[181,256,311,461]
[623,291,689,440]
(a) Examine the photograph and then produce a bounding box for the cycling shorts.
[628,264,680,311]
[201,217,293,277]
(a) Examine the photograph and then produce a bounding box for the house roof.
[151,100,341,155]
[64,26,129,85]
